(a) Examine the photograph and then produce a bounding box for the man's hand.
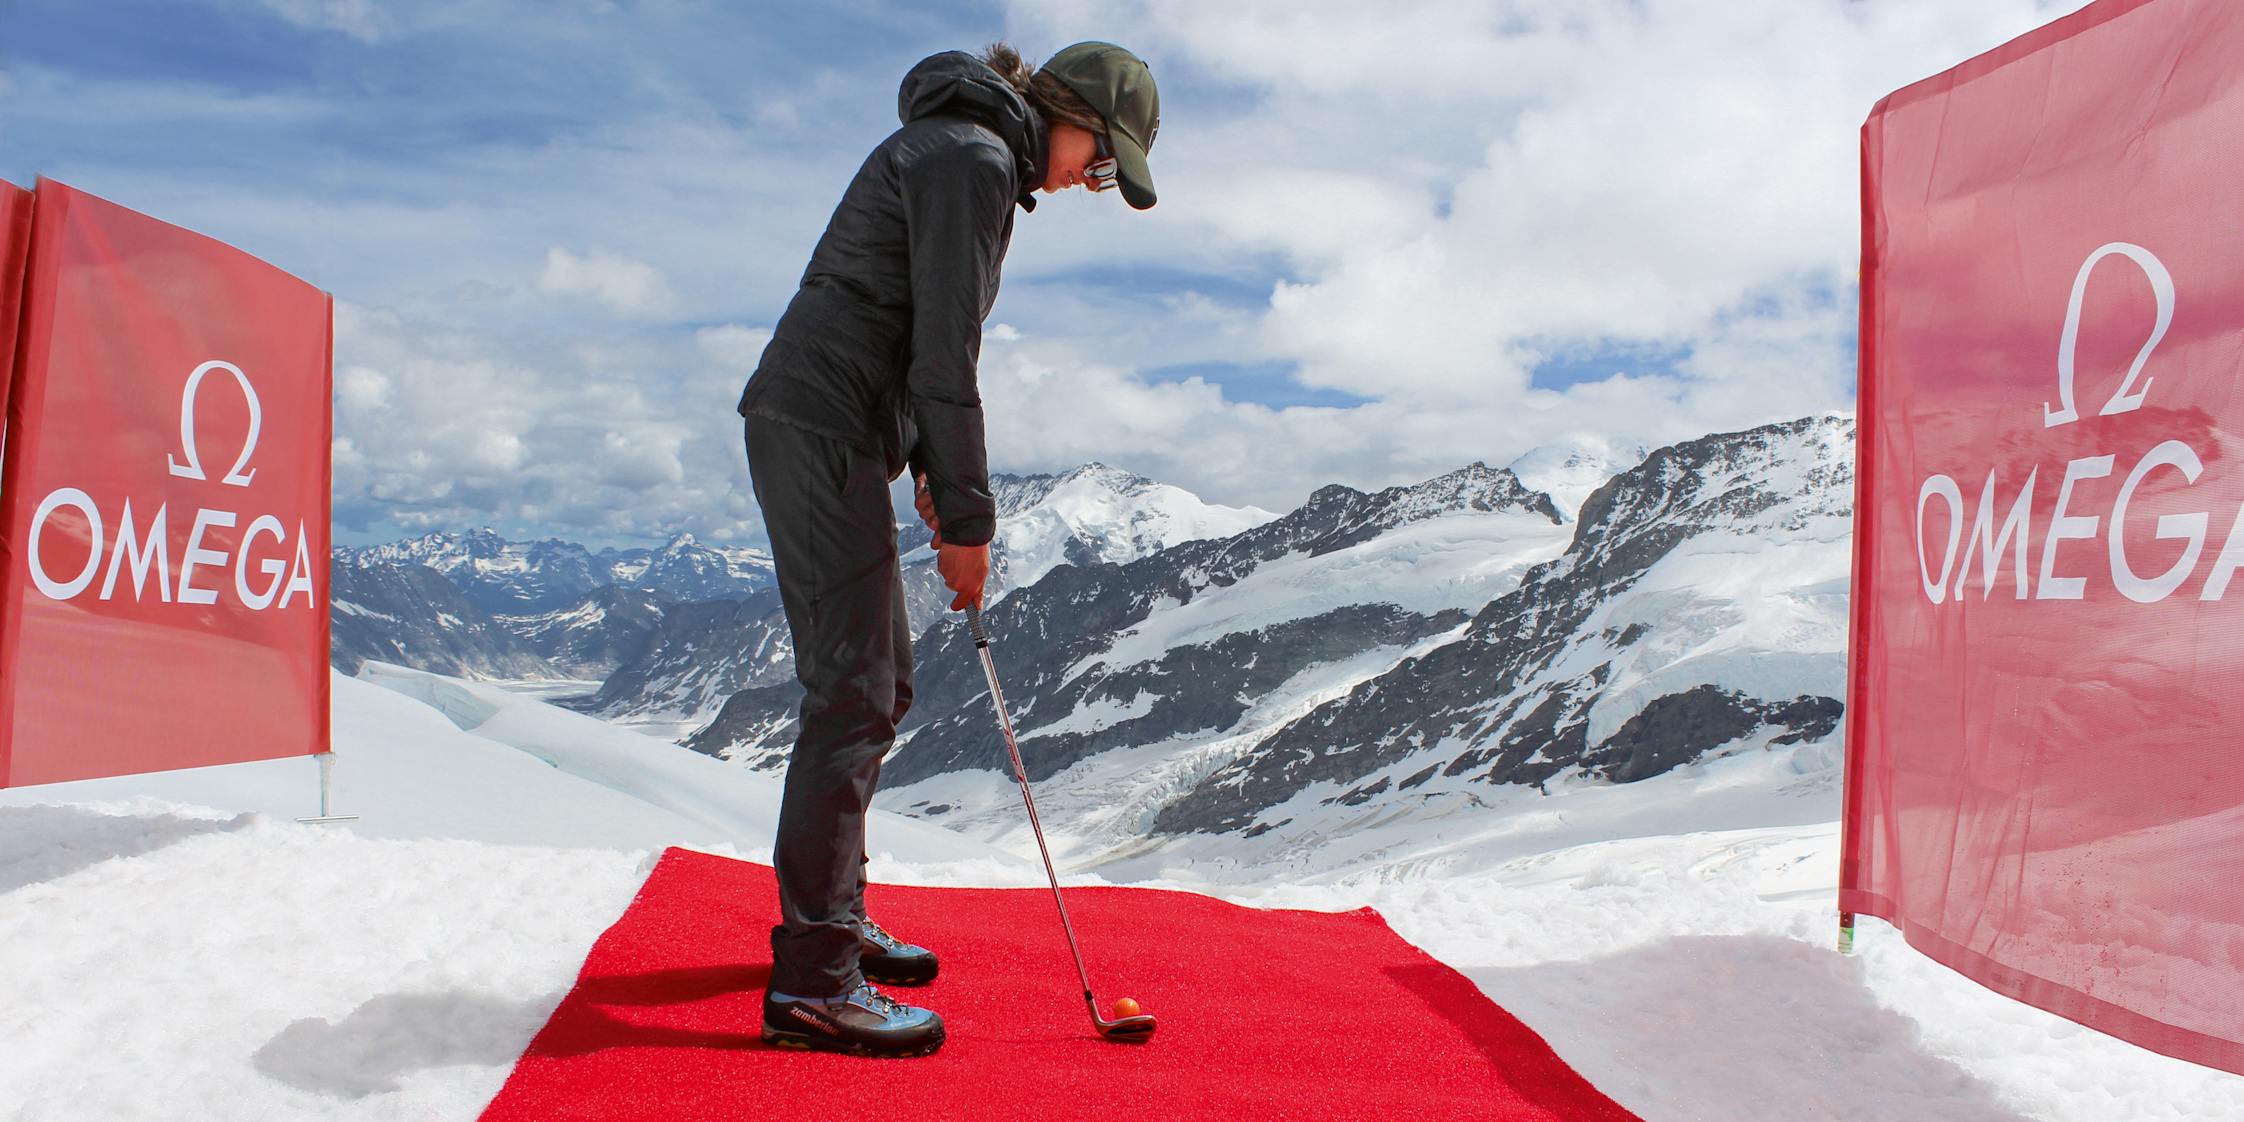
[936,540,989,611]
[912,471,943,548]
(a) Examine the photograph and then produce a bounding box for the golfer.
[734,41,1160,1058]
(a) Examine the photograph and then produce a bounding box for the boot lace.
[861,918,903,952]
[855,984,906,1018]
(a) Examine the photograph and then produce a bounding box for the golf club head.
[1094,1013,1157,1041]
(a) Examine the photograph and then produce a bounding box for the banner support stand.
[297,751,358,824]
[1837,911,1856,955]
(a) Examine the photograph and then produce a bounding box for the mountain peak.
[991,462,1156,518]
[1057,461,1150,487]
[1506,439,1652,524]
[1371,461,1560,525]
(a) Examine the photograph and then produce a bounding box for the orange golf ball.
[1113,997,1141,1018]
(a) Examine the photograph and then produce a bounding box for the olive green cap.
[1039,41,1160,210]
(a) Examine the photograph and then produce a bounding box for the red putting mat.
[479,847,1639,1122]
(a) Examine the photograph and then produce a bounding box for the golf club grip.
[966,600,989,647]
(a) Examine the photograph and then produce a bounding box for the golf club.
[966,600,1157,1042]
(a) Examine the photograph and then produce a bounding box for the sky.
[0,0,2091,551]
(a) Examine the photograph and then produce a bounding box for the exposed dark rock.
[685,678,804,767]
[1152,415,1855,836]
[583,591,791,719]
[693,460,1557,780]
[493,585,674,679]
[337,529,772,614]
[1327,776,1392,807]
[329,559,554,678]
[1582,686,1843,783]
[885,601,1467,787]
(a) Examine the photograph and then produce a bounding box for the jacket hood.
[898,52,1045,204]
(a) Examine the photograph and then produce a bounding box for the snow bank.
[1,806,647,1120]
[4,669,2240,1120]
[0,667,1034,1120]
[0,666,1018,870]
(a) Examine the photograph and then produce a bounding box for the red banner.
[0,180,32,454]
[1845,0,2244,1074]
[0,180,332,787]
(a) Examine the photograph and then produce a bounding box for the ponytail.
[980,41,1108,135]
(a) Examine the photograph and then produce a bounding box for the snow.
[993,464,1276,593]
[1066,507,1572,684]
[1577,522,1853,746]
[4,665,2241,1120]
[331,599,400,624]
[1507,437,1651,523]
[0,665,1022,863]
[1118,741,2244,1121]
[1020,688,1159,739]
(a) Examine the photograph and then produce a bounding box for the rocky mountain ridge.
[687,459,1569,784]
[1155,414,1853,838]
[682,415,1852,870]
[339,528,774,613]
[327,464,1277,724]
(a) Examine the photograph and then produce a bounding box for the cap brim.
[1111,130,1156,210]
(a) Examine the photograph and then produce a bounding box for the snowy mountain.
[492,585,673,680]
[611,532,777,605]
[344,529,608,613]
[1149,413,1853,845]
[687,415,1851,887]
[689,460,1569,779]
[330,557,553,678]
[890,462,1278,625]
[329,529,778,683]
[587,462,1276,732]
[981,462,1279,592]
[330,560,667,682]
[1506,437,1651,523]
[572,591,794,729]
[339,529,773,613]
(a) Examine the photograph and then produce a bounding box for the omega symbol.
[166,359,261,487]
[2046,242,2172,427]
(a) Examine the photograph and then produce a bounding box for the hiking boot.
[859,918,940,986]
[761,983,945,1058]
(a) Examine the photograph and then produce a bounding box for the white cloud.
[258,0,387,43]
[329,301,763,542]
[335,365,390,413]
[994,0,2087,468]
[694,324,774,372]
[970,294,1856,517]
[537,247,682,320]
[25,1,2100,545]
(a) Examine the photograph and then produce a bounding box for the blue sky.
[0,0,2078,550]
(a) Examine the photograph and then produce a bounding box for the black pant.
[742,413,914,997]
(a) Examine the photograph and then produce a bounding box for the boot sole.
[760,1022,946,1059]
[861,959,939,986]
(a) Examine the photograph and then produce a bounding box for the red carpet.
[479,847,1640,1122]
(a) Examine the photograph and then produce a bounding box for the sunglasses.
[1085,131,1119,192]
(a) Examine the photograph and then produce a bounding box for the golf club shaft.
[967,603,1100,1006]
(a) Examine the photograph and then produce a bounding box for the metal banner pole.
[296,751,358,824]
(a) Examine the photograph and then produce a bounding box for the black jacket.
[735,51,1046,549]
